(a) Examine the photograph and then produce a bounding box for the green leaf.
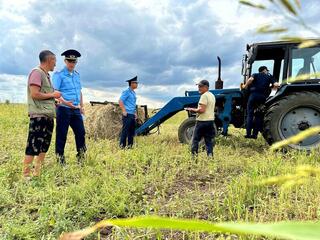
[257,25,288,34]
[294,0,301,9]
[279,0,297,15]
[279,37,320,48]
[298,40,320,48]
[216,221,320,240]
[270,126,320,151]
[280,36,305,42]
[239,0,266,9]
[60,216,320,240]
[258,165,320,188]
[285,72,320,83]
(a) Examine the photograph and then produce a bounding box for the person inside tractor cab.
[297,60,310,76]
[242,66,280,139]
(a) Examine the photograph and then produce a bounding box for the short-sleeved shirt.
[249,73,275,96]
[119,88,137,114]
[28,68,52,87]
[196,91,215,121]
[28,68,53,118]
[29,70,42,87]
[53,67,82,107]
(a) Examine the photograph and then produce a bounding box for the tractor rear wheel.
[263,91,320,150]
[178,117,218,144]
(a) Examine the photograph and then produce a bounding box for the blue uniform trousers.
[120,114,136,148]
[55,106,86,156]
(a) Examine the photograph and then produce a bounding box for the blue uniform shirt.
[53,67,82,107]
[249,73,275,96]
[120,88,137,114]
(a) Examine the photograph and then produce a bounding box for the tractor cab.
[241,40,320,150]
[242,40,320,86]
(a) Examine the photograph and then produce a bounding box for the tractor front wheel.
[263,91,320,150]
[178,117,218,144]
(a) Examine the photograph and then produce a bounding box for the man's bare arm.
[80,92,84,108]
[80,92,85,114]
[243,76,254,89]
[272,82,280,89]
[185,104,206,113]
[57,96,79,109]
[30,85,61,100]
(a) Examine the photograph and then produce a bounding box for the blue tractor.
[134,40,320,150]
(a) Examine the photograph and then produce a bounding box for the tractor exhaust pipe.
[215,56,224,89]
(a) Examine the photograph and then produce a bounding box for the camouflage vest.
[27,67,55,118]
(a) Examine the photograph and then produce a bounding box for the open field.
[0,104,319,239]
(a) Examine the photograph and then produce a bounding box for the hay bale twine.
[84,103,146,140]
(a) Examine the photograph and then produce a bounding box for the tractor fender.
[265,83,320,107]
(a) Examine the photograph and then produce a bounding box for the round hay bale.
[84,103,122,140]
[84,103,147,140]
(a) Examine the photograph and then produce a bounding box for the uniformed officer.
[119,76,138,149]
[242,66,279,139]
[53,49,86,165]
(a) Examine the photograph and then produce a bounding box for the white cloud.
[0,74,27,103]
[0,0,318,105]
[0,73,166,108]
[208,0,282,36]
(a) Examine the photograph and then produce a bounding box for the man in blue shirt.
[243,66,279,139]
[119,76,138,149]
[53,49,86,165]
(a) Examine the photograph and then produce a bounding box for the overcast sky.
[0,0,318,107]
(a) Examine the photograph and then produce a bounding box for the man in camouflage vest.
[23,50,61,179]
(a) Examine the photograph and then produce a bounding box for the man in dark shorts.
[23,50,61,179]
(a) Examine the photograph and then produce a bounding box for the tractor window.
[251,60,274,75]
[291,47,320,79]
[291,58,304,77]
[311,51,320,79]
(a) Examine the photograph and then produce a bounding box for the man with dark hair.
[23,50,61,179]
[53,49,86,165]
[39,50,55,63]
[185,80,216,157]
[119,76,138,149]
[242,66,280,139]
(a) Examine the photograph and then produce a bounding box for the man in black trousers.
[185,80,216,157]
[53,49,86,165]
[119,76,138,149]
